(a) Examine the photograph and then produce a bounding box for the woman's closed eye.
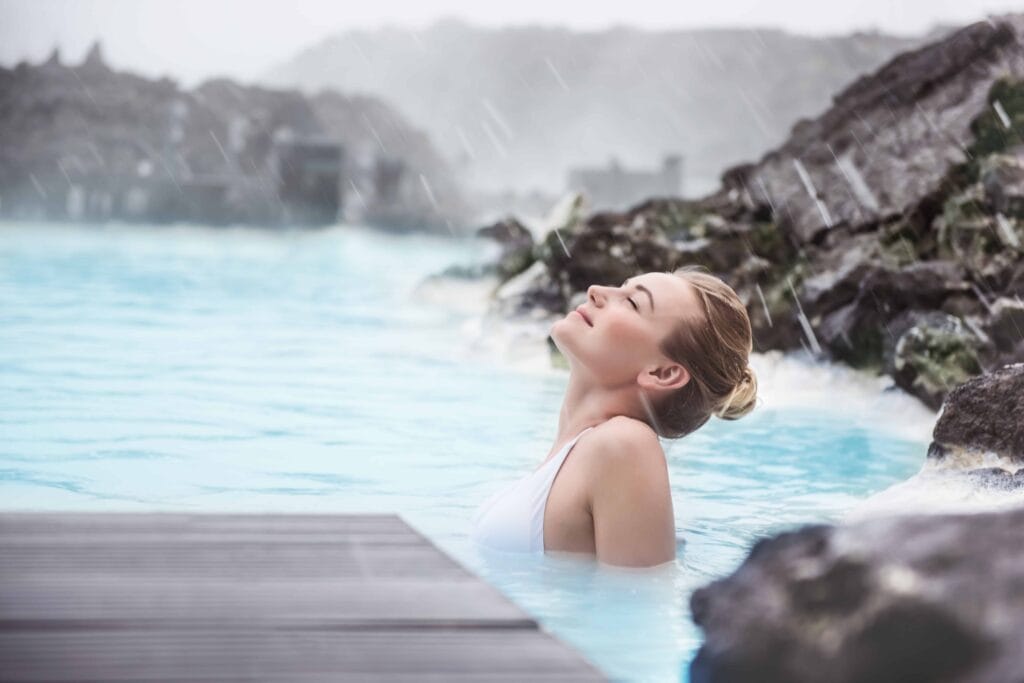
[620,281,640,312]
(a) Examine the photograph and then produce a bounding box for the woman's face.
[550,272,702,390]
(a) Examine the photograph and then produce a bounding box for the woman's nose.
[587,285,606,305]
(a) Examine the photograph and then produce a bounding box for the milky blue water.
[0,222,933,682]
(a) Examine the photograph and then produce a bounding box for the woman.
[472,265,758,567]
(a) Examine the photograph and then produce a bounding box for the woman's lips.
[574,307,593,326]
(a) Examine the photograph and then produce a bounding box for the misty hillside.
[264,19,932,196]
[0,44,466,229]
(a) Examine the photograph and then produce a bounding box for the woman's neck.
[552,370,645,452]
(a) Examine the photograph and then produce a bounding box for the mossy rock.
[981,153,1024,222]
[748,221,789,262]
[968,79,1024,165]
[941,184,988,227]
[533,228,572,269]
[495,247,535,283]
[766,261,810,314]
[879,217,933,264]
[878,234,921,268]
[936,184,1006,266]
[823,302,890,371]
[745,261,812,351]
[893,314,983,410]
[642,200,705,239]
[951,78,1024,186]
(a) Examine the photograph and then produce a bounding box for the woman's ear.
[639,363,690,392]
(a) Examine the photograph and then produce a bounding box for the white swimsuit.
[471,426,596,553]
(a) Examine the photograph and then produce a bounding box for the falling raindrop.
[792,158,834,228]
[553,227,571,259]
[970,283,994,314]
[348,179,367,209]
[348,37,373,67]
[854,110,876,139]
[827,143,880,212]
[755,283,773,327]
[159,157,183,196]
[995,214,1021,249]
[56,159,73,186]
[70,69,99,109]
[848,127,868,154]
[209,130,232,167]
[748,28,769,50]
[405,29,424,50]
[419,174,438,209]
[915,103,971,158]
[363,115,387,153]
[481,120,508,158]
[754,177,776,216]
[543,57,570,92]
[787,275,821,355]
[690,35,725,70]
[482,98,513,142]
[736,88,773,138]
[87,142,105,166]
[962,316,991,345]
[455,125,477,161]
[993,100,1012,129]
[28,173,47,199]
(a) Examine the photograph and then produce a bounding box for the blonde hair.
[650,265,758,439]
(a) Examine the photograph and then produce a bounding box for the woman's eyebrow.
[623,278,655,312]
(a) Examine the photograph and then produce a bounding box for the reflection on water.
[0,221,934,681]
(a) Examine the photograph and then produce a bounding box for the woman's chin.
[549,318,573,343]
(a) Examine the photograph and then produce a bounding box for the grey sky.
[0,0,1015,85]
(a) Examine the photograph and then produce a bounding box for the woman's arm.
[585,416,676,568]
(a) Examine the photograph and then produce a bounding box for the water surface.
[0,222,934,681]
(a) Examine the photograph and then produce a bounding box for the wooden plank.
[0,512,419,537]
[0,629,605,681]
[0,541,461,579]
[0,576,534,625]
[0,513,607,681]
[0,513,466,579]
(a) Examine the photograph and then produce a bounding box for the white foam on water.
[748,350,936,443]
[407,271,556,374]
[409,272,500,317]
[850,470,1024,519]
[850,451,1024,519]
[457,307,558,375]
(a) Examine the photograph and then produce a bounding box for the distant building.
[567,155,684,211]
[359,156,453,234]
[269,132,344,226]
[372,156,408,207]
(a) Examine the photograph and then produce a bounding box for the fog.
[0,0,1017,221]
[0,0,1012,85]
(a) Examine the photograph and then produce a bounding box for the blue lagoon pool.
[0,222,935,681]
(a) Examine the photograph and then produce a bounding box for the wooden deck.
[0,513,606,681]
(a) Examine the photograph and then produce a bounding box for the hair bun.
[715,365,758,421]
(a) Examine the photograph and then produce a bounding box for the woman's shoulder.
[578,416,676,567]
[581,415,667,473]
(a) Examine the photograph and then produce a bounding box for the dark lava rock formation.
[688,363,1024,683]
